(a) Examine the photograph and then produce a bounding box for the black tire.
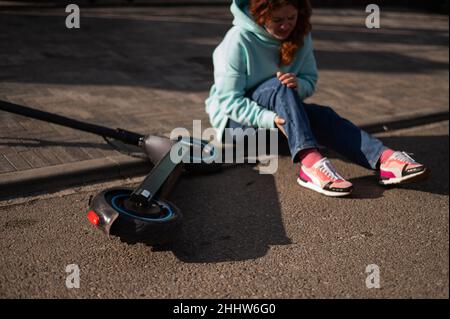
[90,188,182,245]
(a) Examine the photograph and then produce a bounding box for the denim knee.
[250,77,289,97]
[261,77,283,89]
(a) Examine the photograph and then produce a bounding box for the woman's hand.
[277,71,298,89]
[274,115,288,138]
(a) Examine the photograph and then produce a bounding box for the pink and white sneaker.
[297,158,353,197]
[379,151,429,185]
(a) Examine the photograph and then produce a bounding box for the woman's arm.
[213,37,277,129]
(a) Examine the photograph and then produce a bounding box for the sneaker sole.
[297,178,352,197]
[379,168,430,186]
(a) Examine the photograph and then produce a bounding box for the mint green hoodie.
[205,0,318,141]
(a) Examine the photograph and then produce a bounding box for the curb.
[0,110,448,199]
[0,154,152,199]
[359,111,449,134]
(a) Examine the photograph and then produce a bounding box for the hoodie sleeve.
[213,35,277,129]
[296,34,318,100]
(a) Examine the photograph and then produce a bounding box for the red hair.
[250,0,312,66]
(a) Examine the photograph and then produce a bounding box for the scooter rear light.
[87,210,100,226]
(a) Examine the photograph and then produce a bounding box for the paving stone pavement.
[0,5,448,196]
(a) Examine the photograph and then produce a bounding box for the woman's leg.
[242,77,320,162]
[228,77,427,187]
[302,103,429,184]
[228,77,353,197]
[303,103,387,170]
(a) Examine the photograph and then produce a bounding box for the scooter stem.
[0,100,144,146]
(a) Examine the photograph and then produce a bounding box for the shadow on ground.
[133,133,448,263]
[0,12,448,92]
[153,164,292,263]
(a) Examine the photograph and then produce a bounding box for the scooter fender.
[87,187,131,236]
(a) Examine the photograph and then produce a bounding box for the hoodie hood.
[231,0,279,44]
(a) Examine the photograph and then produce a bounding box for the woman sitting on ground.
[205,0,428,197]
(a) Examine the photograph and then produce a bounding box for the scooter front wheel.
[88,188,182,245]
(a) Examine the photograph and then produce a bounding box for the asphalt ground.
[0,120,448,299]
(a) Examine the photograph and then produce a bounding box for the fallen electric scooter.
[0,100,221,244]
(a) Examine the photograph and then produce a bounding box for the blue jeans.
[227,77,386,170]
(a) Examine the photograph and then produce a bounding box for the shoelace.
[392,151,417,164]
[317,159,344,181]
